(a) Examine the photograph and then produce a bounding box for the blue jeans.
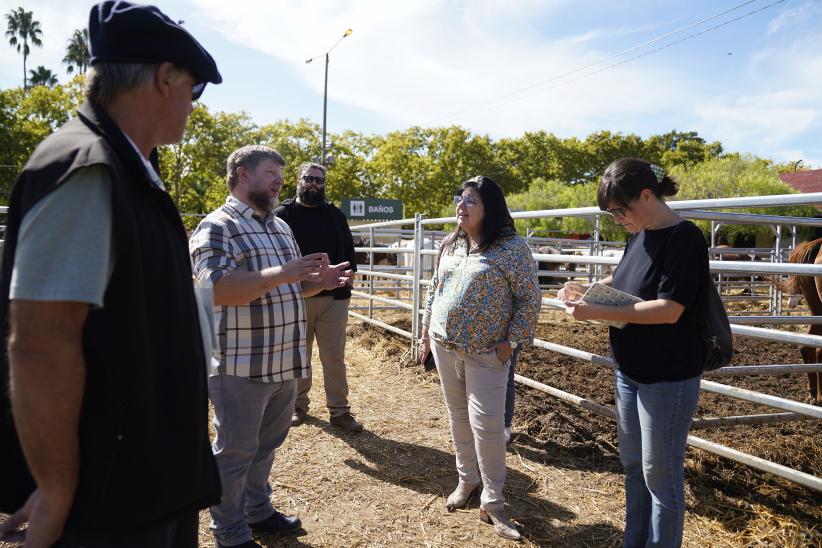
[615,370,700,548]
[504,347,521,428]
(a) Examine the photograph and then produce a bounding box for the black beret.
[89,1,222,84]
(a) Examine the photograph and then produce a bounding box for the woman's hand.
[418,337,431,365]
[557,281,585,302]
[485,340,514,363]
[563,300,602,321]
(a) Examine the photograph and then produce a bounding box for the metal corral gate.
[349,192,822,493]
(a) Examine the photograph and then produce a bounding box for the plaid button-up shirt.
[190,195,308,382]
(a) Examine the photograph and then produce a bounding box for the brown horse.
[778,237,822,405]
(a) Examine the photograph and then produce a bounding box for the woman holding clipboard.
[558,158,709,548]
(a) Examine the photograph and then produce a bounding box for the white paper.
[193,280,219,376]
[575,282,644,329]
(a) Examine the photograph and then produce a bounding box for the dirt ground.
[2,309,820,547]
[208,309,820,547]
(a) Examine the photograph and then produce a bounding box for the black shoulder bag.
[702,269,734,371]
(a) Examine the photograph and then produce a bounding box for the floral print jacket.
[423,229,541,354]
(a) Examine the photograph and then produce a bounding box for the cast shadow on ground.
[684,462,822,537]
[252,530,312,548]
[509,431,623,474]
[314,417,622,545]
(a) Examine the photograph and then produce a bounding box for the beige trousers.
[430,339,509,512]
[295,296,351,417]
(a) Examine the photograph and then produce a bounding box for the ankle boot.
[445,482,481,512]
[479,505,522,541]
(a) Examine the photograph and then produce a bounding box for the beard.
[298,185,325,206]
[248,189,277,212]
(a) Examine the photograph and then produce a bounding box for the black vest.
[0,101,220,527]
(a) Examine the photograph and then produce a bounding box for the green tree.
[506,178,607,238]
[318,129,375,205]
[28,65,58,88]
[5,7,43,90]
[647,130,723,168]
[0,76,84,201]
[158,104,256,219]
[63,28,90,75]
[364,125,509,218]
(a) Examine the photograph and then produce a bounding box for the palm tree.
[28,65,58,88]
[5,7,43,90]
[63,28,89,75]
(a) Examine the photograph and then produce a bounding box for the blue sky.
[2,0,821,166]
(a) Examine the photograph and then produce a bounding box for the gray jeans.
[208,375,296,546]
[431,339,509,512]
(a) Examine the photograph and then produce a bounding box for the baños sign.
[342,198,404,221]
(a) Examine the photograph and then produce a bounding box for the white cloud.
[2,0,820,166]
[191,0,689,137]
[766,0,817,35]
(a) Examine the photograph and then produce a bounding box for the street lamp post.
[306,29,352,166]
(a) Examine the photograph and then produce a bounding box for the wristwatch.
[509,341,518,350]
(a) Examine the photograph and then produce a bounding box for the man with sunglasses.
[0,2,222,546]
[275,163,363,433]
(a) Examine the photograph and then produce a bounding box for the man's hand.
[0,489,73,546]
[318,261,353,290]
[278,252,329,285]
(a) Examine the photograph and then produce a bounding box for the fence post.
[411,214,423,360]
[368,226,375,319]
[774,224,782,315]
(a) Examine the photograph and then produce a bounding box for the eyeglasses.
[192,82,206,101]
[454,195,479,207]
[301,175,326,185]
[605,205,629,219]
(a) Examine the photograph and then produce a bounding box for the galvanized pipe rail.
[541,297,822,348]
[513,373,822,492]
[531,338,822,420]
[728,316,822,325]
[690,413,810,429]
[703,364,822,376]
[350,291,413,311]
[350,191,822,493]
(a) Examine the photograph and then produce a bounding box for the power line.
[429,0,784,126]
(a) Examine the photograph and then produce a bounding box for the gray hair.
[84,62,161,107]
[298,162,326,180]
[226,145,286,190]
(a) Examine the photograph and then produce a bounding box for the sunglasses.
[192,82,206,101]
[605,205,629,219]
[454,195,479,207]
[301,175,326,185]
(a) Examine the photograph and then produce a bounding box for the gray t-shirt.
[10,165,115,308]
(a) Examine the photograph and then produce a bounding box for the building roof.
[779,169,822,194]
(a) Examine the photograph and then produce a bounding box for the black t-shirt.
[274,198,357,299]
[609,220,708,383]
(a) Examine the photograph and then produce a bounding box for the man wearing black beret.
[0,2,222,547]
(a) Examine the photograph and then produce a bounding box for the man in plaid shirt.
[190,145,352,548]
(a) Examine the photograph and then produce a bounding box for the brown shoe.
[480,505,522,541]
[330,412,363,433]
